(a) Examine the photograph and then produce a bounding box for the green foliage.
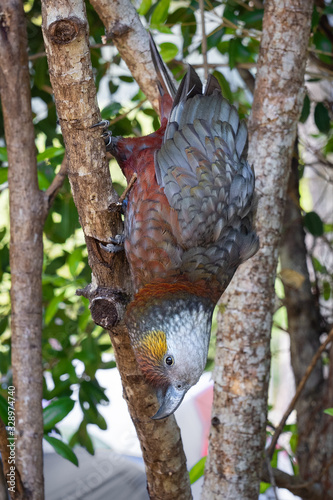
[314,102,331,134]
[189,456,206,484]
[44,435,79,467]
[43,397,75,431]
[159,42,178,63]
[303,211,324,237]
[300,94,310,123]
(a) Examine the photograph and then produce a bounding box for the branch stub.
[48,17,85,45]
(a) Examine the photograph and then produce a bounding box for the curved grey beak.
[152,385,186,420]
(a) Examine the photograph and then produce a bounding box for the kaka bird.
[97,35,259,419]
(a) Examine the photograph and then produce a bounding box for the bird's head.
[125,288,214,419]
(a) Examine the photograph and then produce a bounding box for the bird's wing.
[155,74,259,288]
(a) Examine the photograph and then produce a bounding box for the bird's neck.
[128,280,215,313]
[125,280,215,334]
[113,123,167,181]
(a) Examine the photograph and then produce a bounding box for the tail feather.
[149,32,177,100]
[204,74,221,96]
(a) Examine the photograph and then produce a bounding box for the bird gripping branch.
[97,34,259,419]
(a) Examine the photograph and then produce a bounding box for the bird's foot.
[90,120,113,150]
[100,234,125,254]
[107,173,137,215]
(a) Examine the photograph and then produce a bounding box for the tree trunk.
[41,1,192,498]
[202,1,314,498]
[0,1,46,498]
[280,146,333,497]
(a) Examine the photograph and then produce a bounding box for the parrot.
[94,35,259,420]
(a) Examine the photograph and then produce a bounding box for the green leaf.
[271,448,281,469]
[68,248,83,277]
[313,31,333,64]
[323,281,331,300]
[38,171,51,190]
[37,147,65,163]
[239,9,264,29]
[43,397,75,431]
[69,421,94,455]
[0,167,8,184]
[289,430,298,453]
[100,102,121,119]
[0,394,8,425]
[228,38,237,69]
[151,24,173,34]
[189,456,206,484]
[299,94,310,123]
[159,42,178,63]
[151,0,170,25]
[312,256,327,274]
[260,482,271,494]
[44,435,78,466]
[314,102,330,134]
[0,316,8,335]
[323,135,333,156]
[324,408,333,416]
[311,6,320,30]
[137,0,152,15]
[79,379,108,429]
[304,211,324,237]
[212,71,233,103]
[0,147,8,162]
[45,291,66,325]
[324,5,333,15]
[118,76,133,83]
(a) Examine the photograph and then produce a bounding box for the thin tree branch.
[43,155,67,215]
[198,0,208,81]
[261,463,323,500]
[89,0,160,112]
[279,141,333,489]
[267,328,333,458]
[264,452,279,500]
[108,99,147,126]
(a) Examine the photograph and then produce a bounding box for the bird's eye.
[165,355,174,366]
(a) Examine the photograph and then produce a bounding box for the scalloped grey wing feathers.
[155,76,259,286]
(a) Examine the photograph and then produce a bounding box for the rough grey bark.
[89,0,160,112]
[280,149,333,496]
[0,1,45,498]
[41,1,192,499]
[202,1,314,499]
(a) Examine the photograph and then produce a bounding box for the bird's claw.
[90,119,110,129]
[90,120,112,149]
[100,234,125,254]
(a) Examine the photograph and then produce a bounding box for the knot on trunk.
[77,285,129,329]
[106,21,131,40]
[48,17,86,45]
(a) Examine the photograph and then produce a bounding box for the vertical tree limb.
[89,0,160,112]
[198,0,208,80]
[279,150,333,492]
[0,1,46,498]
[41,1,192,498]
[267,328,333,459]
[202,1,314,498]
